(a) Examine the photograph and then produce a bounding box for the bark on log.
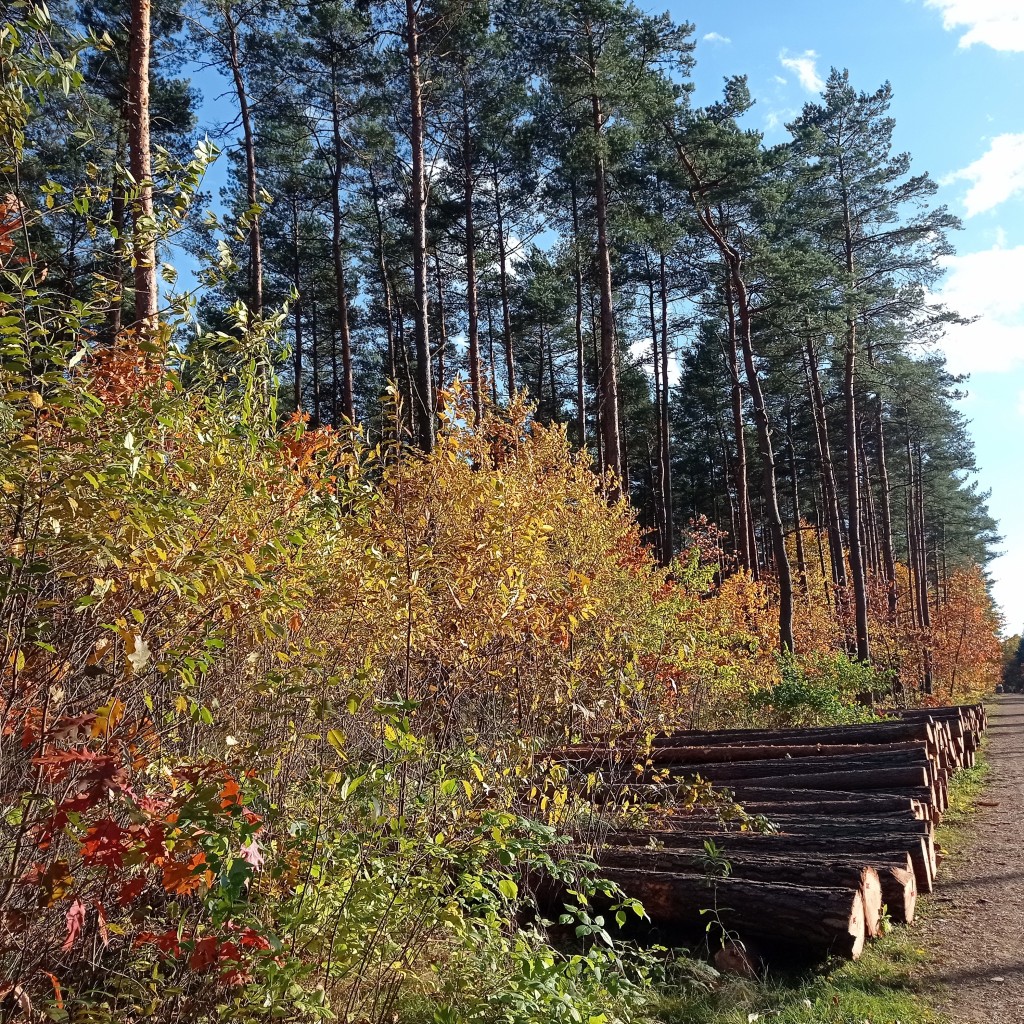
[551,740,924,768]
[736,799,927,820]
[594,847,884,937]
[602,830,935,893]
[647,721,935,747]
[599,868,867,960]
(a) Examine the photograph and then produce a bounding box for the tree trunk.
[127,0,157,332]
[571,180,586,448]
[329,66,354,421]
[225,7,262,314]
[659,248,673,562]
[606,830,934,893]
[733,269,793,652]
[105,131,127,341]
[804,335,847,593]
[493,165,515,399]
[786,403,807,591]
[647,270,666,563]
[406,0,434,451]
[459,71,483,423]
[310,299,321,425]
[725,275,752,575]
[434,250,448,394]
[844,324,870,661]
[291,201,302,413]
[588,37,623,496]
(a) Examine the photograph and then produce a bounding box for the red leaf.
[62,898,86,952]
[239,927,271,951]
[80,819,129,869]
[117,875,146,907]
[189,935,219,972]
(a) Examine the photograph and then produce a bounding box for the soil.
[916,694,1024,1023]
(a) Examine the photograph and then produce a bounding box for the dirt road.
[917,694,1024,1023]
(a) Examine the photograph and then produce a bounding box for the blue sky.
[667,0,1024,632]
[183,0,1024,630]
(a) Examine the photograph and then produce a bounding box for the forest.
[0,0,1006,1021]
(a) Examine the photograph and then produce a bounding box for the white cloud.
[773,75,788,86]
[942,134,1024,217]
[931,243,1024,375]
[924,0,1024,52]
[779,50,824,93]
[702,31,731,44]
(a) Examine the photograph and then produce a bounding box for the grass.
[647,931,941,1024]
[644,745,993,1024]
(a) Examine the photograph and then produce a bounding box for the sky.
[182,0,1024,630]
[662,0,1024,632]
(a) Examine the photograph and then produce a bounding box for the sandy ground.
[915,694,1024,1023]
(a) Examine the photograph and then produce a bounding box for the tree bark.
[405,0,434,450]
[571,180,586,448]
[724,275,752,575]
[460,69,483,423]
[127,0,157,332]
[329,65,354,420]
[658,248,673,561]
[223,7,262,314]
[804,335,848,593]
[594,868,868,960]
[493,164,515,399]
[590,71,623,496]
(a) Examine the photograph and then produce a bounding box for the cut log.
[648,720,935,747]
[551,740,924,769]
[600,749,931,786]
[602,830,935,893]
[599,868,867,960]
[594,847,884,937]
[673,765,934,794]
[736,799,928,821]
[746,815,933,838]
[728,784,934,807]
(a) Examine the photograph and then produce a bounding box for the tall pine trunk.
[493,165,515,399]
[659,249,673,562]
[571,181,586,448]
[225,8,262,315]
[804,335,848,594]
[461,69,482,423]
[731,263,794,652]
[590,80,623,495]
[406,0,434,450]
[841,175,870,661]
[329,67,354,420]
[127,0,157,332]
[725,275,752,575]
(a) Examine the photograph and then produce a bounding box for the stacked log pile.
[546,703,987,963]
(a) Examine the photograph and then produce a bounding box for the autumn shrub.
[0,16,1005,1024]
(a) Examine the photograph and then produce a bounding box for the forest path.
[916,694,1024,1023]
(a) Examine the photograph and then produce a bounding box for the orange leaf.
[43,973,63,1010]
[162,853,207,895]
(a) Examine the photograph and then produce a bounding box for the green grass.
[644,749,993,1024]
[647,931,941,1024]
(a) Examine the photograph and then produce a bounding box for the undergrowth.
[0,14,1002,1024]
